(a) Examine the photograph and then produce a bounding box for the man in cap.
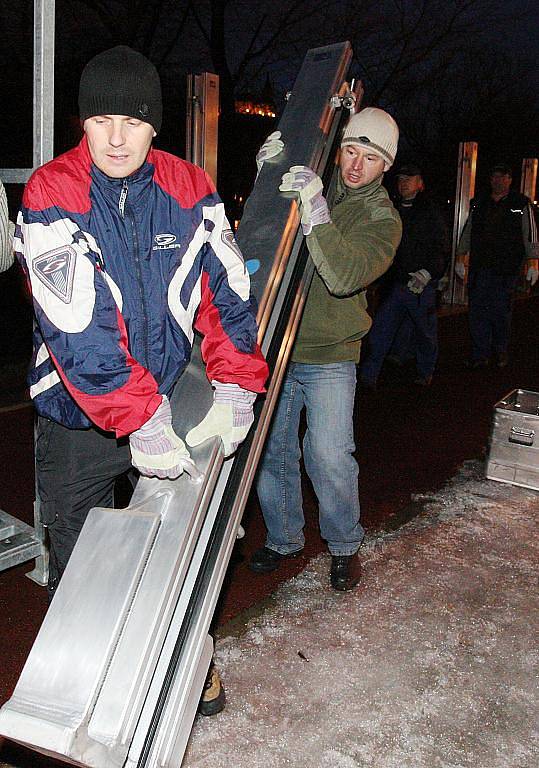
[360,163,449,387]
[456,162,538,368]
[15,45,268,714]
[250,107,402,591]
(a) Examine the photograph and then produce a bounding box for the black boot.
[198,663,226,716]
[330,554,362,592]
[249,546,303,573]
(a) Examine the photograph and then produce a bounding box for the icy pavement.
[184,462,538,768]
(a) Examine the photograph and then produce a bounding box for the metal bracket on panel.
[329,79,363,114]
[0,509,46,578]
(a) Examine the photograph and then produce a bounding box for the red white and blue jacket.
[16,137,268,437]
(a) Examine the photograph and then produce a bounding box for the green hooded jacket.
[292,172,402,364]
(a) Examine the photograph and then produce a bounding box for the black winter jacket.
[389,192,449,284]
[469,190,530,275]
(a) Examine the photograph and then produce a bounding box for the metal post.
[520,158,538,200]
[185,73,219,185]
[444,141,478,305]
[0,0,55,183]
[33,0,55,170]
[0,0,54,580]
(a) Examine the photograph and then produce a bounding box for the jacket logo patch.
[221,229,244,262]
[153,233,182,250]
[33,246,76,303]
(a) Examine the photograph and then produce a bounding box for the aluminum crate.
[486,388,539,490]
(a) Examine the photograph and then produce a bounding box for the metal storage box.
[486,388,539,490]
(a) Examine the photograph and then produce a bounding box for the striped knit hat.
[341,107,399,170]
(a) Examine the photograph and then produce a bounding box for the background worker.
[15,45,268,714]
[456,162,539,368]
[250,108,402,591]
[360,163,449,387]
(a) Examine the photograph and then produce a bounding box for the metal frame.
[0,0,55,183]
[444,141,477,305]
[520,158,538,200]
[0,0,55,583]
[185,73,219,185]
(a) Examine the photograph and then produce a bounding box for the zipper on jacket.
[119,180,128,218]
[122,180,150,368]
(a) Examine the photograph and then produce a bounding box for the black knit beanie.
[79,46,162,133]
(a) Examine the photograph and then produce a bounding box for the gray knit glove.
[186,381,257,456]
[129,395,194,479]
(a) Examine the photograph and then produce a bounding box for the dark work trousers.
[361,282,438,384]
[35,416,133,599]
[467,268,517,362]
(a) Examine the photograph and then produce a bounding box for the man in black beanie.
[15,45,268,716]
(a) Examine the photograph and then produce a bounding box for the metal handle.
[509,426,535,446]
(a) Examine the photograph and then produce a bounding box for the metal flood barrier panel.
[0,42,355,768]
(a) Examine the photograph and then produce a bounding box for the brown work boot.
[198,663,226,716]
[330,554,362,592]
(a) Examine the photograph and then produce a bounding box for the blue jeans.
[468,268,517,362]
[256,361,364,556]
[361,282,438,383]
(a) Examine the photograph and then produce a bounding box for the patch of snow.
[183,463,539,768]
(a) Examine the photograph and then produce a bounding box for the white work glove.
[256,130,284,176]
[407,269,431,294]
[186,381,257,457]
[455,262,466,280]
[0,181,14,273]
[129,395,195,479]
[437,274,449,292]
[279,165,331,235]
[526,266,538,286]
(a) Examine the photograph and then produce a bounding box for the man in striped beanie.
[251,107,401,591]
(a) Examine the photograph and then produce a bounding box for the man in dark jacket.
[361,164,449,387]
[456,163,538,367]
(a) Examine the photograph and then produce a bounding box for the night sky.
[0,0,537,205]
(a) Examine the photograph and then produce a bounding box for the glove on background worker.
[526,264,538,286]
[407,268,431,294]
